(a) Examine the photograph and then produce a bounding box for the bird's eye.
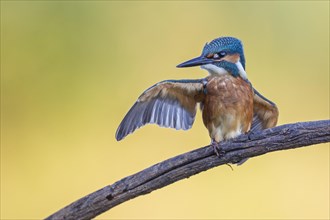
[213,51,226,59]
[219,51,227,57]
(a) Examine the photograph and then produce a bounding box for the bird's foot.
[247,130,257,140]
[211,140,225,157]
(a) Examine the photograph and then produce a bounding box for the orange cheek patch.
[206,54,214,59]
[222,53,240,63]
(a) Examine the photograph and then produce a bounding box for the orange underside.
[202,75,254,142]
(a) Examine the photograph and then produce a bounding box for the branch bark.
[46,120,330,220]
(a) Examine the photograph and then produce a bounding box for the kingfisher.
[115,36,278,158]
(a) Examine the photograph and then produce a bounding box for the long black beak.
[176,56,213,68]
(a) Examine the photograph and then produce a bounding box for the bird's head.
[177,36,247,78]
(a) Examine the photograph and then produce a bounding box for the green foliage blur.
[1,1,329,219]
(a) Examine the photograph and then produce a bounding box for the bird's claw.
[247,130,256,140]
[212,141,225,157]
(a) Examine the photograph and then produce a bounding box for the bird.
[115,36,279,160]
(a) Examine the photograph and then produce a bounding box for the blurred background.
[1,1,329,219]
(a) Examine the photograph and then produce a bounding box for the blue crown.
[202,37,246,69]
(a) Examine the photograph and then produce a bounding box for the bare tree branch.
[46,120,330,220]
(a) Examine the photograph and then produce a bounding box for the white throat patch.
[201,61,248,79]
[201,64,228,75]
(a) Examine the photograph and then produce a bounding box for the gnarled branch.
[46,120,330,220]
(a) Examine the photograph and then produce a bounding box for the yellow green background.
[1,1,329,219]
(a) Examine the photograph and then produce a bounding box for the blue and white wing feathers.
[116,79,205,141]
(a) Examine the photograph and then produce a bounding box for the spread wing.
[251,88,279,131]
[116,79,205,141]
